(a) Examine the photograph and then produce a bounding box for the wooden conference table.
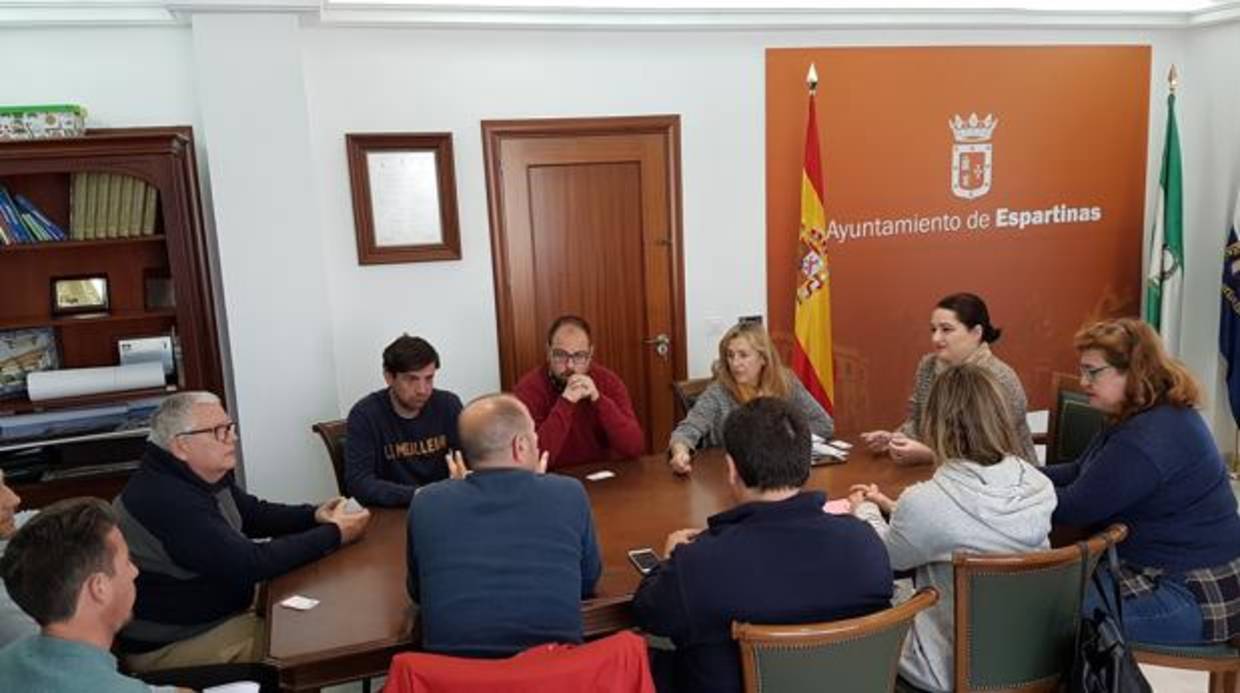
[263,442,932,691]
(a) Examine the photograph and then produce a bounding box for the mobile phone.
[627,548,661,575]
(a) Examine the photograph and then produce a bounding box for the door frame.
[481,114,687,395]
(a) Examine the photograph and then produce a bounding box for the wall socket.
[738,315,763,325]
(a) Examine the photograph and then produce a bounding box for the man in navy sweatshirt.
[407,393,602,657]
[633,397,894,693]
[115,392,371,672]
[345,335,464,506]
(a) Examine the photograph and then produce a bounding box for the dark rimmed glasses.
[176,421,237,443]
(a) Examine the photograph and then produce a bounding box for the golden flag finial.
[1168,64,1179,94]
[807,63,819,94]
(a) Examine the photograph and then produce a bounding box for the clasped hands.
[560,373,600,404]
[846,483,896,514]
[859,430,934,465]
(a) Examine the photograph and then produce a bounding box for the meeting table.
[262,440,932,692]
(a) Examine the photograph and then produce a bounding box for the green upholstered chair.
[953,523,1127,693]
[731,587,939,693]
[311,419,348,495]
[1045,372,1107,465]
[1132,640,1240,693]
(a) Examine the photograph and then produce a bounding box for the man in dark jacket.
[632,397,894,693]
[115,392,371,672]
[345,335,463,506]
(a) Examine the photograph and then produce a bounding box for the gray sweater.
[669,374,834,450]
[854,456,1056,692]
[898,344,1040,466]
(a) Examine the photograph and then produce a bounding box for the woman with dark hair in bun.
[861,292,1038,466]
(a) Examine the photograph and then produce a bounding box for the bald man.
[405,394,602,657]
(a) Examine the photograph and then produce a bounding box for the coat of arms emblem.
[949,113,998,199]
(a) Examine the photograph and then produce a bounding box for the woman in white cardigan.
[849,364,1056,693]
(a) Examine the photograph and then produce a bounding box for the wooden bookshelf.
[0,128,222,508]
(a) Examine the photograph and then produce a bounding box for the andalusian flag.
[792,64,835,414]
[1144,82,1184,354]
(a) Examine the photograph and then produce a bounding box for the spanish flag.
[791,64,835,415]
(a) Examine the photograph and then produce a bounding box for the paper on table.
[203,683,260,693]
[26,362,165,401]
[823,499,852,515]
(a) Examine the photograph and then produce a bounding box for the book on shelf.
[70,172,88,239]
[116,175,134,237]
[84,172,103,240]
[0,187,29,244]
[127,179,146,236]
[141,182,158,235]
[15,194,68,241]
[104,173,123,239]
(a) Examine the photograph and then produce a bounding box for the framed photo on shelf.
[143,268,175,311]
[0,327,59,400]
[51,274,110,317]
[346,132,461,265]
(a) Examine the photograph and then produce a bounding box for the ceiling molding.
[0,0,1236,29]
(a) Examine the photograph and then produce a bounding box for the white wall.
[300,25,1191,426]
[3,18,1236,502]
[1180,20,1240,451]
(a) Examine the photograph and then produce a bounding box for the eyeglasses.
[177,421,238,443]
[549,349,592,366]
[1078,364,1114,383]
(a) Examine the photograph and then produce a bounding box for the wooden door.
[483,116,685,453]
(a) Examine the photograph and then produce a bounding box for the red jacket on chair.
[384,631,655,693]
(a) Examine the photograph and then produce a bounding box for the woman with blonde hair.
[667,322,832,474]
[1043,317,1240,645]
[849,364,1055,692]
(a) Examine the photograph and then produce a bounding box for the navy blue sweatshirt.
[407,468,602,657]
[632,491,894,693]
[345,388,463,507]
[116,443,340,651]
[1042,404,1240,572]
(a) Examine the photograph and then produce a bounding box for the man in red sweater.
[513,316,645,469]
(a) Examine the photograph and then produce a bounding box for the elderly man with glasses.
[513,315,644,469]
[112,392,371,673]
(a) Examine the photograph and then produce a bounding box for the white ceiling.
[1,0,1237,28]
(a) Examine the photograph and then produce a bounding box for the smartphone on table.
[627,548,661,575]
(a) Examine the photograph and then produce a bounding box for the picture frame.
[346,132,461,265]
[143,267,175,311]
[0,327,59,400]
[51,274,110,316]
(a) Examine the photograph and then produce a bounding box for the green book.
[141,183,158,235]
[70,172,87,239]
[126,176,146,236]
[104,173,123,238]
[116,175,135,237]
[82,173,100,240]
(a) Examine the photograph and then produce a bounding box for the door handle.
[644,333,671,358]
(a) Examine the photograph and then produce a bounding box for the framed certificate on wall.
[346,132,461,265]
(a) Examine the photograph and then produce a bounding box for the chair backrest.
[311,419,348,495]
[1045,372,1107,464]
[731,587,940,693]
[672,377,712,417]
[384,630,655,693]
[953,524,1127,693]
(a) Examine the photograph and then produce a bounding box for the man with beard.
[514,316,644,469]
[346,335,464,506]
[0,498,186,692]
